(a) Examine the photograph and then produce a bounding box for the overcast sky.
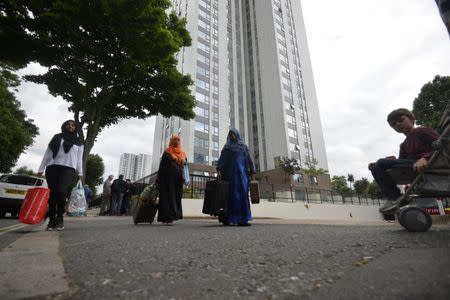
[13,0,450,183]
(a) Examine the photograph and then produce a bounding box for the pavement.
[0,208,449,299]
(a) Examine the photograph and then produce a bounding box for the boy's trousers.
[370,158,416,200]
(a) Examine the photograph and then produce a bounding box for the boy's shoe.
[46,219,56,231]
[379,196,409,213]
[379,200,395,213]
[55,217,64,231]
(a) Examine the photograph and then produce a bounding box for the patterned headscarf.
[165,135,186,165]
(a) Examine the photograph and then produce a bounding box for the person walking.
[100,175,113,215]
[38,120,84,231]
[217,128,256,226]
[110,174,126,216]
[156,135,186,225]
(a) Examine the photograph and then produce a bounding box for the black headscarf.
[48,120,83,158]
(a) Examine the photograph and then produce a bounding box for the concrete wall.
[182,199,383,222]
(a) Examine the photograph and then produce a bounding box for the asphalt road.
[0,217,30,249]
[20,216,448,300]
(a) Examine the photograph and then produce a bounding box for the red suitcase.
[19,187,50,224]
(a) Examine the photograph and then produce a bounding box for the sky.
[12,0,450,183]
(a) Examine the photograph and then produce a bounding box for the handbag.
[250,180,260,204]
[182,161,190,186]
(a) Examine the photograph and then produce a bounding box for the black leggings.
[45,165,77,220]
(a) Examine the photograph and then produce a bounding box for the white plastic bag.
[67,180,87,216]
[182,161,190,186]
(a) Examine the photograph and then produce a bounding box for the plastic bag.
[139,184,159,205]
[182,161,190,186]
[67,180,88,216]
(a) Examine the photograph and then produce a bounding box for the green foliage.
[13,166,38,176]
[279,157,301,175]
[413,75,450,128]
[331,176,351,194]
[1,0,195,175]
[353,177,370,195]
[302,159,328,176]
[0,64,38,173]
[367,181,383,199]
[85,154,105,195]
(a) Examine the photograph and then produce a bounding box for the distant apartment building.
[118,153,152,181]
[152,0,328,176]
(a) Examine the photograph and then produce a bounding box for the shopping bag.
[182,161,190,186]
[67,180,88,216]
[19,187,50,224]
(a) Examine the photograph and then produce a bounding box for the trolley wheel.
[398,207,432,232]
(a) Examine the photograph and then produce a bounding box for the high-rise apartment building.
[119,153,152,181]
[152,0,328,173]
[134,154,152,181]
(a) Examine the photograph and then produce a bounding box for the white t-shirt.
[38,139,84,174]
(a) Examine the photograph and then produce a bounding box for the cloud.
[302,0,450,179]
[14,66,155,180]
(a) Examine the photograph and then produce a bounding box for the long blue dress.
[217,129,255,225]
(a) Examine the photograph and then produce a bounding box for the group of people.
[100,174,133,216]
[38,107,439,230]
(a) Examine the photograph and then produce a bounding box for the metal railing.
[257,182,382,205]
[132,173,383,206]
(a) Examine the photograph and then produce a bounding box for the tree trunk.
[74,109,102,181]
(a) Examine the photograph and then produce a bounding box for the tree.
[347,173,355,190]
[279,157,301,183]
[331,176,351,194]
[412,75,450,128]
[301,159,328,176]
[0,64,38,173]
[85,154,105,196]
[14,166,38,176]
[367,181,383,199]
[353,177,370,195]
[0,1,195,177]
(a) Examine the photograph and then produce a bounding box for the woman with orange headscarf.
[156,135,186,225]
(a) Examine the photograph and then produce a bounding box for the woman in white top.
[38,120,84,231]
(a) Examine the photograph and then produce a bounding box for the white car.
[0,174,47,217]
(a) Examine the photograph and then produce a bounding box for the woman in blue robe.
[217,128,256,226]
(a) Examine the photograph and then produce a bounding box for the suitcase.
[19,187,50,225]
[250,181,260,204]
[133,184,159,224]
[202,180,229,216]
[133,199,158,224]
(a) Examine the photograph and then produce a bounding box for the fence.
[132,173,383,206]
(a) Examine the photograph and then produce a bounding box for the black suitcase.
[202,180,229,216]
[133,199,158,224]
[133,184,159,224]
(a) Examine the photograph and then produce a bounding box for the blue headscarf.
[222,128,247,152]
